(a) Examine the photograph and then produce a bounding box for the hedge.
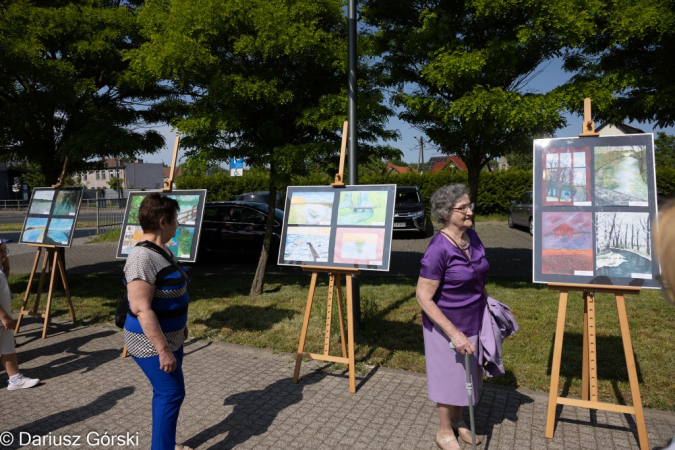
[176,167,675,216]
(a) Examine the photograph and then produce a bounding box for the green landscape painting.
[53,189,83,216]
[167,227,194,258]
[169,194,200,225]
[336,191,388,226]
[126,194,149,224]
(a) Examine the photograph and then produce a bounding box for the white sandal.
[435,432,459,450]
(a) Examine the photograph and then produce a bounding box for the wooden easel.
[292,121,358,392]
[121,135,181,358]
[15,158,76,338]
[545,283,648,449]
[293,266,358,393]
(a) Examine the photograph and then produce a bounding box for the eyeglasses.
[452,203,475,213]
[657,275,675,305]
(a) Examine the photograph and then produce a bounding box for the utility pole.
[348,0,361,328]
[417,136,424,172]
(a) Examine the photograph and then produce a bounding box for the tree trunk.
[466,162,482,215]
[250,166,277,296]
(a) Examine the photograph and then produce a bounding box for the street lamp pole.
[348,0,361,328]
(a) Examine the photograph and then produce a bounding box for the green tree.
[654,132,675,168]
[127,0,399,294]
[0,0,166,184]
[360,0,596,207]
[506,151,534,171]
[107,176,123,190]
[561,0,675,127]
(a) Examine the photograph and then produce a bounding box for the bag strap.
[136,240,189,286]
[439,230,491,307]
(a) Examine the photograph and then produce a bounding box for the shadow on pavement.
[186,372,325,450]
[475,385,535,449]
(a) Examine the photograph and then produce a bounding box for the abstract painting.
[596,212,652,278]
[541,212,593,275]
[21,217,48,244]
[595,145,649,206]
[53,189,83,216]
[29,190,55,215]
[287,191,334,225]
[337,191,388,226]
[43,218,75,246]
[126,195,148,225]
[333,228,385,265]
[282,227,330,263]
[542,148,591,205]
[121,225,144,255]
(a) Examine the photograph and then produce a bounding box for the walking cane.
[449,342,478,450]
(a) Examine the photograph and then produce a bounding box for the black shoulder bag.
[115,241,189,329]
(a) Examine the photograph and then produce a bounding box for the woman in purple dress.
[416,184,488,450]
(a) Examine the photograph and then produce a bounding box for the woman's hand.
[449,331,476,355]
[158,347,177,373]
[184,325,189,340]
[0,313,15,331]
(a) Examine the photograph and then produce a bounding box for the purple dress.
[419,228,489,405]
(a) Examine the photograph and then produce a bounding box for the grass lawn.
[10,273,675,411]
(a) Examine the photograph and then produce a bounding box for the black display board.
[116,190,207,262]
[533,134,659,288]
[277,185,396,271]
[20,187,84,247]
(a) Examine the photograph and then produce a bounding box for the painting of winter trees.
[595,212,652,278]
[595,145,649,206]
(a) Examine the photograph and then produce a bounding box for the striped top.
[123,245,189,358]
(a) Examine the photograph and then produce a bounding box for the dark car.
[198,201,284,261]
[234,191,285,209]
[393,186,428,237]
[508,191,533,235]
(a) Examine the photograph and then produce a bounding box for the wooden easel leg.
[546,290,568,438]
[346,275,355,393]
[15,248,42,333]
[335,274,348,364]
[293,272,318,383]
[616,294,649,450]
[33,249,51,313]
[323,274,335,356]
[56,249,75,324]
[121,345,128,358]
[582,292,589,401]
[41,249,59,339]
[587,292,598,403]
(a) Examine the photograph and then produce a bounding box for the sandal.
[451,419,481,445]
[175,445,194,450]
[435,432,459,450]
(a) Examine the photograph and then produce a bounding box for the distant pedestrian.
[416,184,486,450]
[0,242,40,390]
[123,193,193,450]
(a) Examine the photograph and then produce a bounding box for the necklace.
[440,230,470,250]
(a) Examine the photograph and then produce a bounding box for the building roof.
[163,166,183,179]
[386,162,412,174]
[553,223,575,233]
[424,155,467,173]
[595,123,646,135]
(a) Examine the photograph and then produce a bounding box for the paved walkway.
[2,222,675,449]
[1,322,674,449]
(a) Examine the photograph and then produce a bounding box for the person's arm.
[0,303,15,331]
[416,276,476,355]
[3,257,9,277]
[127,279,177,373]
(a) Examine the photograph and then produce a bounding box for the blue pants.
[133,347,185,450]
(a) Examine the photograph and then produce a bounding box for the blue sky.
[142,57,675,167]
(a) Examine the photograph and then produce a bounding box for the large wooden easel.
[15,158,76,338]
[292,121,358,393]
[121,135,181,358]
[293,265,358,393]
[545,98,648,449]
[545,283,648,449]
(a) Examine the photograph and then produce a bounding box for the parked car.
[393,186,428,237]
[234,191,285,209]
[198,201,284,261]
[508,191,533,235]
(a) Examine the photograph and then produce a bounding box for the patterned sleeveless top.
[123,245,189,358]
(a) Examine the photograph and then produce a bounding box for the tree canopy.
[359,0,593,205]
[0,0,166,184]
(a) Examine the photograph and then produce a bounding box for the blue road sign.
[231,158,244,169]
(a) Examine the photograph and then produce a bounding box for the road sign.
[231,168,243,177]
[231,158,244,169]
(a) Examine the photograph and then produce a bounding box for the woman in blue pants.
[123,193,193,450]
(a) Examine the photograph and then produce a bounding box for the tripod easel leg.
[335,274,348,364]
[616,294,649,450]
[323,274,335,355]
[582,292,589,401]
[293,272,318,383]
[15,248,42,333]
[346,275,355,393]
[42,249,59,339]
[546,289,568,438]
[586,292,598,403]
[55,248,75,324]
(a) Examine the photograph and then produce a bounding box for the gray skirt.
[423,323,482,406]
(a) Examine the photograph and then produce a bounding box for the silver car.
[508,191,533,235]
